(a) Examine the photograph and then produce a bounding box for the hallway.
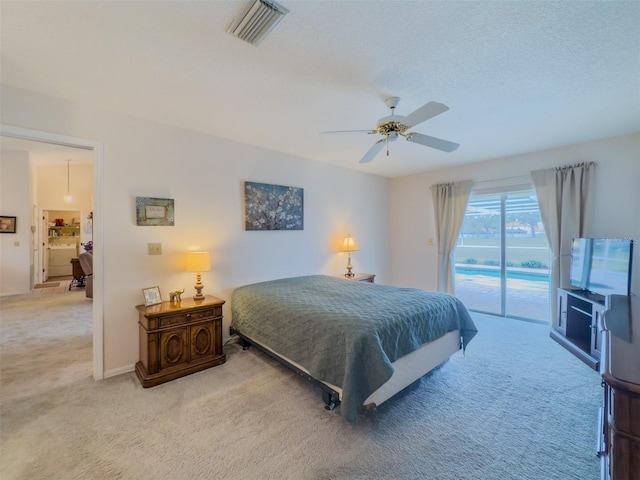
[32,276,75,295]
[0,283,93,399]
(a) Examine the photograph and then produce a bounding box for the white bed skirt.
[363,329,461,407]
[241,329,462,409]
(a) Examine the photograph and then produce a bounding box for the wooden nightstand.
[342,273,375,283]
[135,295,226,387]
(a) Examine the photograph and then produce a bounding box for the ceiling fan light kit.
[227,0,289,46]
[323,96,460,164]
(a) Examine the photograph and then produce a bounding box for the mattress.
[231,275,477,423]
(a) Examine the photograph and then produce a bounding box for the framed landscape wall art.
[136,197,175,226]
[244,182,304,230]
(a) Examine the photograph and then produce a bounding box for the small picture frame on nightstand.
[142,286,162,306]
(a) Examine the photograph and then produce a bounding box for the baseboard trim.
[103,364,135,379]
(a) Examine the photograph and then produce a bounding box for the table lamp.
[186,251,211,300]
[341,234,359,277]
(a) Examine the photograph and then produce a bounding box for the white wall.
[389,133,640,299]
[0,150,31,295]
[0,84,390,375]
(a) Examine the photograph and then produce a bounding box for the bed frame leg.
[229,327,251,350]
[233,327,341,411]
[322,390,339,411]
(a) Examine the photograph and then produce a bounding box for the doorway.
[454,189,551,323]
[42,209,83,283]
[1,124,104,379]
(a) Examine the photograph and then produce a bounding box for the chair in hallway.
[69,258,86,291]
[78,252,93,299]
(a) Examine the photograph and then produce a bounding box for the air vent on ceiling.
[227,0,289,46]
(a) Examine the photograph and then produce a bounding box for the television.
[570,238,634,296]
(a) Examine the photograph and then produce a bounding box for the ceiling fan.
[323,97,460,164]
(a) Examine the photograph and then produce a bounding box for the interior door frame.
[1,124,105,380]
[42,210,50,283]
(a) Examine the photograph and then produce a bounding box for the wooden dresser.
[135,295,226,387]
[598,294,640,480]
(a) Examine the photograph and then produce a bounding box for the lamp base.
[345,253,354,277]
[193,273,205,301]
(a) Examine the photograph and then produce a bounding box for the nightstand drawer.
[157,308,216,329]
[142,306,222,330]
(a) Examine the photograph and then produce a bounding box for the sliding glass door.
[454,190,551,322]
[455,194,502,315]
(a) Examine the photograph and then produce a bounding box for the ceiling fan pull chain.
[386,137,390,156]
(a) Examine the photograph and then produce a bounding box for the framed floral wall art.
[244,182,304,231]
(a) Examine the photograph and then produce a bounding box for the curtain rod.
[473,174,532,184]
[441,162,597,187]
[429,175,530,190]
[555,161,597,170]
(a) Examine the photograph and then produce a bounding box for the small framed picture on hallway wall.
[0,216,16,234]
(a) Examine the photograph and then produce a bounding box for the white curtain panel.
[431,180,473,294]
[531,163,595,327]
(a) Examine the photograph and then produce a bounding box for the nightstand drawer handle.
[186,313,191,319]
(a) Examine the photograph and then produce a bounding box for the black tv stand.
[550,288,606,370]
[568,289,605,305]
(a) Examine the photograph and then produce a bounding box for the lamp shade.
[186,252,211,272]
[341,234,359,252]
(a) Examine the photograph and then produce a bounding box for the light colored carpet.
[34,282,60,289]
[0,290,601,479]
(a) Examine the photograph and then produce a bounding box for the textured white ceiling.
[1,1,639,177]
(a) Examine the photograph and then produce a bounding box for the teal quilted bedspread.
[231,275,477,424]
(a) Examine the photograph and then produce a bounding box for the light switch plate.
[148,243,162,255]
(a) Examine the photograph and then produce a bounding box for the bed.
[230,275,477,424]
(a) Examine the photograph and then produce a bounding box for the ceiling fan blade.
[406,133,460,152]
[321,130,376,135]
[359,140,385,164]
[403,102,449,128]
